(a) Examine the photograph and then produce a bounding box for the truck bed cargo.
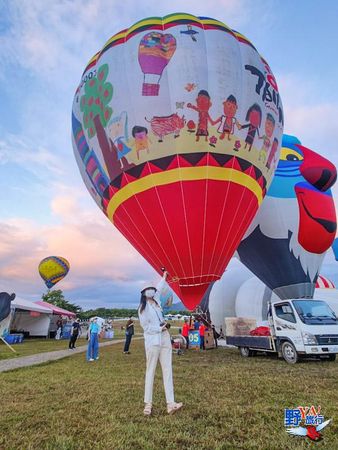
[226,335,273,350]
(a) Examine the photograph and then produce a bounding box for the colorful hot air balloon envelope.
[237,135,337,300]
[72,13,284,310]
[38,257,70,289]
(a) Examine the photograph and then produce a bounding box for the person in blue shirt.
[87,318,100,361]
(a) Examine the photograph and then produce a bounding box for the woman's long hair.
[139,293,147,314]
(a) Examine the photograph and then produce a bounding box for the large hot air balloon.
[38,256,70,289]
[72,13,283,309]
[237,134,337,299]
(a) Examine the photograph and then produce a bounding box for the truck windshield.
[292,300,337,325]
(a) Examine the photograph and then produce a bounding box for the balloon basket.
[142,82,160,96]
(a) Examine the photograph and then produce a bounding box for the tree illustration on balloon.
[80,64,133,181]
[138,32,176,96]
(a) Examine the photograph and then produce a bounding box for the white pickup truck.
[226,298,338,364]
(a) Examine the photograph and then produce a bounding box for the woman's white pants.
[144,340,174,404]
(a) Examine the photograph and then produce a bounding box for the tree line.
[42,289,188,319]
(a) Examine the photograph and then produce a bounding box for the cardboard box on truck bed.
[225,317,257,336]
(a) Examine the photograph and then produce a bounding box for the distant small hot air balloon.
[38,256,70,289]
[72,13,284,310]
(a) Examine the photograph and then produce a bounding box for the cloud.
[0,0,263,82]
[0,135,65,177]
[278,73,338,158]
[0,190,156,307]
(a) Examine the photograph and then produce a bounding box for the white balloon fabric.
[208,264,253,330]
[235,277,338,321]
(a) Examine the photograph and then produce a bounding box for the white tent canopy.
[10,297,52,337]
[12,297,51,314]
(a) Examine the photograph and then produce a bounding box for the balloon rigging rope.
[114,203,164,269]
[206,156,235,277]
[171,22,194,280]
[177,156,195,276]
[199,22,210,285]
[129,190,177,274]
[226,190,257,260]
[147,15,188,281]
[118,32,177,278]
[217,33,255,272]
[214,37,259,273]
[114,213,162,269]
[213,180,251,273]
[214,179,257,275]
[152,184,188,277]
[217,190,258,274]
[200,155,210,284]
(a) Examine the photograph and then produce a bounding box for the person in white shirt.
[138,270,183,416]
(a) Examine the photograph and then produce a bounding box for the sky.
[1,0,338,309]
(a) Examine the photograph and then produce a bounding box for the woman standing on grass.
[138,271,183,416]
[87,318,100,362]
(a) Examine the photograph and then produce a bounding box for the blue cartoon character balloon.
[237,134,337,299]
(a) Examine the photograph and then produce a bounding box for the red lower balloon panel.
[113,179,259,309]
[296,186,336,254]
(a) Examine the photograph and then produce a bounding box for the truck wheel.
[327,354,336,362]
[239,347,253,357]
[281,341,299,364]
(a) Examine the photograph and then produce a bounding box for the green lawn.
[0,340,337,450]
[0,338,88,360]
[0,320,182,361]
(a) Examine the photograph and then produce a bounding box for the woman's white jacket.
[138,278,171,349]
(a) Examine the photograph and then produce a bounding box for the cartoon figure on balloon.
[266,137,279,170]
[258,113,276,164]
[132,126,151,160]
[214,95,242,141]
[187,90,218,142]
[241,103,262,151]
[107,112,133,170]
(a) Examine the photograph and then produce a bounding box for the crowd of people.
[181,317,220,350]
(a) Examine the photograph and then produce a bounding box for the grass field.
[0,320,181,361]
[0,339,337,450]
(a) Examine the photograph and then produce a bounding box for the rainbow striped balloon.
[38,256,70,289]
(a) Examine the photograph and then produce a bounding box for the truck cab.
[271,299,338,363]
